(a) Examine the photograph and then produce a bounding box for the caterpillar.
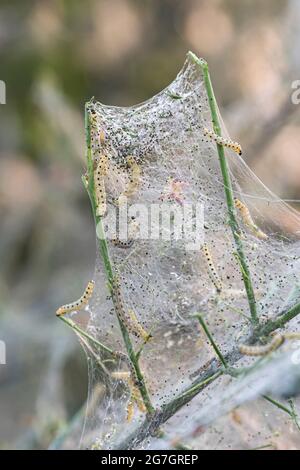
[118,156,141,206]
[89,109,98,128]
[111,219,139,249]
[126,400,135,422]
[203,127,242,156]
[56,280,95,316]
[98,154,108,175]
[94,155,108,217]
[201,243,223,293]
[234,198,268,240]
[111,276,151,342]
[111,370,146,421]
[111,371,131,381]
[89,109,105,141]
[239,333,284,356]
[99,129,106,145]
[128,309,152,343]
[130,382,147,413]
[111,238,134,249]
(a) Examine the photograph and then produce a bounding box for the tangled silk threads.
[118,156,141,206]
[77,56,300,449]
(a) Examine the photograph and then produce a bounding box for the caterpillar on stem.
[56,280,95,316]
[239,333,284,356]
[94,155,108,217]
[111,276,151,342]
[201,243,223,293]
[89,109,98,129]
[203,128,242,156]
[234,198,268,240]
[128,309,152,343]
[111,370,146,422]
[118,156,141,206]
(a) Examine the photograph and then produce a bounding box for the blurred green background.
[1,0,300,449]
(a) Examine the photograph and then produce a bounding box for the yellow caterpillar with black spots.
[234,198,268,240]
[94,155,108,217]
[204,128,242,156]
[201,243,223,293]
[56,280,95,316]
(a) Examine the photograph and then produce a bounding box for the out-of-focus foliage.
[0,0,300,449]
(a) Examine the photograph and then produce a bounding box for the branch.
[194,314,228,368]
[59,316,116,356]
[188,52,258,325]
[115,300,300,449]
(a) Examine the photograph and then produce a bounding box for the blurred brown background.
[0,0,300,449]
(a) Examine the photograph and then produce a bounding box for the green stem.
[115,370,222,450]
[167,370,223,408]
[288,399,300,432]
[263,395,292,415]
[59,315,115,356]
[263,395,300,432]
[84,103,154,415]
[194,314,228,368]
[188,51,258,326]
[257,301,300,337]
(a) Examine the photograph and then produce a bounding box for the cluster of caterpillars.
[89,112,142,219]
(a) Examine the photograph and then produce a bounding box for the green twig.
[59,315,115,356]
[263,395,300,432]
[257,301,300,337]
[188,51,258,326]
[115,370,222,450]
[194,313,228,368]
[288,399,300,432]
[263,395,292,415]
